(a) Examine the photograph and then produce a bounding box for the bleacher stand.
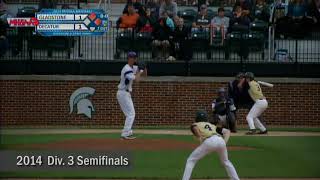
[135,7,155,55]
[275,0,314,38]
[3,0,319,62]
[173,17,192,60]
[0,18,8,57]
[211,7,230,45]
[151,17,175,60]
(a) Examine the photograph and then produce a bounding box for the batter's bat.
[258,81,274,88]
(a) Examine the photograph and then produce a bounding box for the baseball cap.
[127,51,137,58]
[200,4,207,9]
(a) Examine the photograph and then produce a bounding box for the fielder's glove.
[137,61,147,71]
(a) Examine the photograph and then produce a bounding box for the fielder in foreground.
[117,51,146,140]
[182,110,240,180]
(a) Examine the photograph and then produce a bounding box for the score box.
[35,9,109,36]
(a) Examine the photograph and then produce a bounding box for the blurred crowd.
[116,0,320,60]
[0,0,320,58]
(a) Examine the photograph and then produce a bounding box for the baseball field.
[1,128,320,180]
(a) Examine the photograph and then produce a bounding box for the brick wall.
[1,76,320,127]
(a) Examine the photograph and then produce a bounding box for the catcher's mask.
[217,87,226,98]
[195,110,208,122]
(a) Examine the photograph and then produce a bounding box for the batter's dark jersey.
[228,80,254,109]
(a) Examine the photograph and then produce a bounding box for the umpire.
[228,72,254,109]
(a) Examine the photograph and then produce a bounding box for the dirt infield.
[13,138,254,151]
[4,178,320,180]
[3,129,320,136]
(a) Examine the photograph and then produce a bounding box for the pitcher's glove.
[137,61,147,71]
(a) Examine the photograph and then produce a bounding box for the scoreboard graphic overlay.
[35,9,109,36]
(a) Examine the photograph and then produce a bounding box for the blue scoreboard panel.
[35,9,109,36]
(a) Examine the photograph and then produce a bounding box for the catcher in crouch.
[182,110,240,180]
[211,87,237,132]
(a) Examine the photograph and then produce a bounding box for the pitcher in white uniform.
[117,51,146,140]
[182,110,240,180]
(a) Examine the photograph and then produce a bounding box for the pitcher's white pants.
[117,90,135,137]
[246,99,268,131]
[182,135,240,180]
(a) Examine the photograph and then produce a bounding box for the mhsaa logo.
[7,17,39,27]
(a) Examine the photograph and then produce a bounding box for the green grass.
[1,133,320,179]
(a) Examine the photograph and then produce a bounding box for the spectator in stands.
[233,0,252,17]
[136,7,157,32]
[230,6,251,59]
[118,3,140,28]
[253,0,269,21]
[190,0,209,9]
[152,17,174,60]
[159,0,177,18]
[0,0,10,22]
[308,0,320,30]
[192,4,211,28]
[0,0,7,14]
[229,6,251,32]
[173,17,192,60]
[123,0,144,16]
[288,0,307,18]
[39,0,57,10]
[211,7,230,45]
[0,19,8,57]
[276,0,313,37]
[146,0,161,19]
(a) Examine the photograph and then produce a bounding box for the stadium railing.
[3,25,320,63]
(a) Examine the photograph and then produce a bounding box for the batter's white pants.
[182,135,240,180]
[117,90,135,137]
[246,99,268,131]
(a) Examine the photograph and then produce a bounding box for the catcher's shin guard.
[227,111,237,132]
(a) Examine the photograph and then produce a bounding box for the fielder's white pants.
[182,135,240,180]
[246,99,268,131]
[117,90,135,137]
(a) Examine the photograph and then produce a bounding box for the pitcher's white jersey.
[118,64,138,92]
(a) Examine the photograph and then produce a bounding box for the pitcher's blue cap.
[127,51,137,58]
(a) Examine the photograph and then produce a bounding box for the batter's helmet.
[245,72,255,80]
[195,110,208,122]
